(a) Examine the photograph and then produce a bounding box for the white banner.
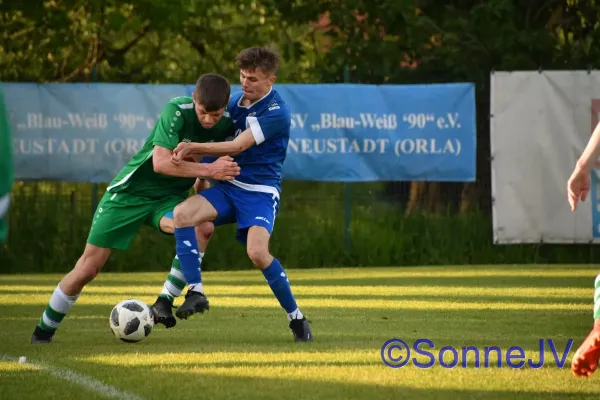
[490,70,600,244]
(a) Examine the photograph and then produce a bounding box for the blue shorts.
[201,182,280,244]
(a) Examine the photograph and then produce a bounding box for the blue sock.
[262,258,298,314]
[174,227,202,286]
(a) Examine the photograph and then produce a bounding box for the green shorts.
[87,190,185,250]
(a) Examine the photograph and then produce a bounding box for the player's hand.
[568,163,592,211]
[193,178,210,193]
[172,142,192,165]
[207,156,240,181]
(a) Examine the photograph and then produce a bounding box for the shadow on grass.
[0,365,595,400]
[0,304,589,361]
[137,273,594,289]
[0,275,595,289]
[0,289,589,306]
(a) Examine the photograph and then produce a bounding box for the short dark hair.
[236,47,279,75]
[194,74,230,112]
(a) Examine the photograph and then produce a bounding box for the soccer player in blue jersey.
[159,47,312,342]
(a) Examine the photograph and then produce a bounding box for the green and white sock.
[160,253,204,303]
[37,284,79,333]
[594,274,600,320]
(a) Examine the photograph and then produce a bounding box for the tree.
[0,0,320,84]
[274,0,600,214]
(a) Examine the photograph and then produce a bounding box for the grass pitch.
[1,264,600,399]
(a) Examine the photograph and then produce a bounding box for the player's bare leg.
[247,226,313,342]
[60,244,112,295]
[152,218,214,327]
[571,320,600,377]
[31,244,111,343]
[571,274,600,377]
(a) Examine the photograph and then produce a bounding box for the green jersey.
[106,96,233,199]
[0,86,13,243]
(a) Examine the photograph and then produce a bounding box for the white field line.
[0,354,145,400]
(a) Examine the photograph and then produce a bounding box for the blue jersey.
[228,89,291,193]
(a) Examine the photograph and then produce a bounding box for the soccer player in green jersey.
[567,121,600,377]
[0,86,12,245]
[31,73,240,344]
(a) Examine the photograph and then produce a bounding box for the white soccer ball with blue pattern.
[109,299,154,342]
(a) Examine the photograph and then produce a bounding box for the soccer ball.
[109,299,154,343]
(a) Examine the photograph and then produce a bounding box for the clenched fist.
[206,156,241,181]
[172,142,192,165]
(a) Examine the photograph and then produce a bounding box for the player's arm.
[171,111,290,163]
[151,103,239,180]
[153,145,237,179]
[566,121,600,211]
[576,121,600,171]
[173,129,256,160]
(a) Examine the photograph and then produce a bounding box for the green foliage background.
[3,0,600,271]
